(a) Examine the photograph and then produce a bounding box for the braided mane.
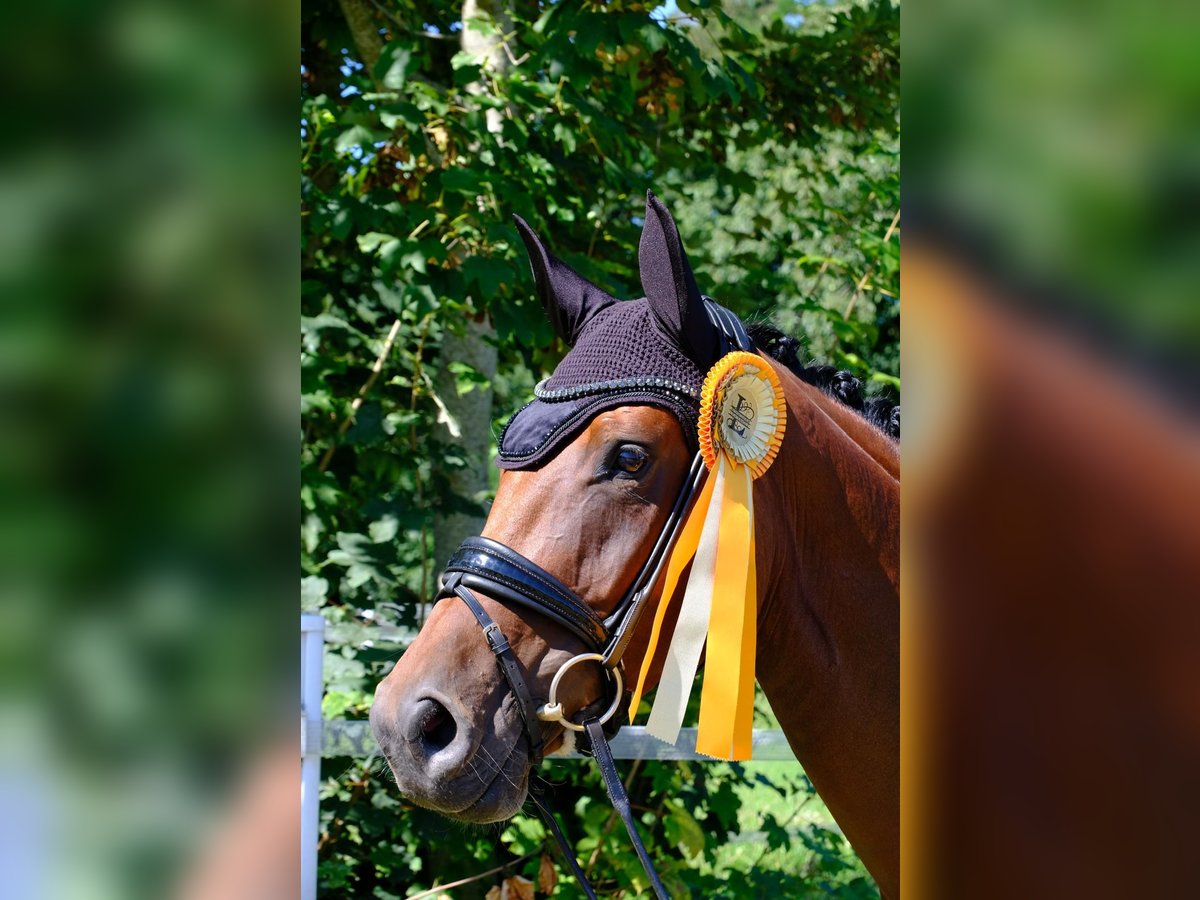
[747,323,900,441]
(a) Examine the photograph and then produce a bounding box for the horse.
[371,193,900,897]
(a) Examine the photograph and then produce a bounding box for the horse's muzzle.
[370,677,530,822]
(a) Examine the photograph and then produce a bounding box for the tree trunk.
[432,316,498,572]
[336,0,384,72]
[431,0,510,571]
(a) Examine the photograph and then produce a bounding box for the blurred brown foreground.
[902,240,1200,898]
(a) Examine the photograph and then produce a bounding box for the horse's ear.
[639,191,721,367]
[514,215,617,346]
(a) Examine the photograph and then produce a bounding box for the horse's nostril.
[414,698,457,751]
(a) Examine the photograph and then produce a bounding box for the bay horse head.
[371,192,715,815]
[371,193,900,896]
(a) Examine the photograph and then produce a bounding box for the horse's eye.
[614,445,648,475]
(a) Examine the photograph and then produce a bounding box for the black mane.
[747,322,900,441]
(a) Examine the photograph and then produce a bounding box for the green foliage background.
[302,0,897,896]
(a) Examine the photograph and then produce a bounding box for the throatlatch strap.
[528,790,599,900]
[585,719,670,900]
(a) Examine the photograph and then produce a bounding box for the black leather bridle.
[433,300,753,899]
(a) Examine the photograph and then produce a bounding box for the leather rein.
[433,301,753,898]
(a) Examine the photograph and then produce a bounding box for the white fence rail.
[319,718,796,761]
[301,616,797,897]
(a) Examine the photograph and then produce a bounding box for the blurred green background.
[904,0,1200,400]
[301,0,897,896]
[0,2,295,898]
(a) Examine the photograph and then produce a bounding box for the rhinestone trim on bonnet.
[534,377,699,403]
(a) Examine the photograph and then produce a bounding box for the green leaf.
[447,361,491,396]
[532,4,560,33]
[707,777,742,831]
[452,63,483,87]
[449,49,482,70]
[373,280,406,314]
[375,43,415,90]
[399,246,427,274]
[618,15,663,53]
[462,256,511,298]
[463,17,498,38]
[334,125,376,153]
[762,812,792,852]
[380,102,423,131]
[552,121,578,154]
[638,22,668,54]
[357,232,396,253]
[345,402,386,445]
[408,283,438,314]
[440,167,482,195]
[663,800,705,859]
[300,574,327,608]
[368,514,399,544]
[500,817,546,855]
[331,206,353,240]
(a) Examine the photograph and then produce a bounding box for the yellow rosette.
[630,352,786,760]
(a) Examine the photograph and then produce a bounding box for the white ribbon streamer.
[646,455,728,746]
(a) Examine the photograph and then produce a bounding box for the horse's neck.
[755,365,899,897]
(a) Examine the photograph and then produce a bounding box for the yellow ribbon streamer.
[695,462,757,760]
[735,480,757,755]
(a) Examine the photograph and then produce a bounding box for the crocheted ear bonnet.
[498,193,738,470]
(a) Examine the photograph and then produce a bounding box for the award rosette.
[630,352,786,760]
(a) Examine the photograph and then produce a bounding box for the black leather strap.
[602,451,706,666]
[585,719,670,900]
[449,574,546,765]
[528,790,600,900]
[443,537,606,651]
[526,722,671,900]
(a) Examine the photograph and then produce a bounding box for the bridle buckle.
[482,621,508,653]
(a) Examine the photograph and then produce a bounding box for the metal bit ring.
[537,652,624,732]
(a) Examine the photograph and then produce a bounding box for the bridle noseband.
[431,300,753,899]
[438,538,616,765]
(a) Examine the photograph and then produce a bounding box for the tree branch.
[404,852,536,900]
[317,318,402,473]
[365,0,457,40]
